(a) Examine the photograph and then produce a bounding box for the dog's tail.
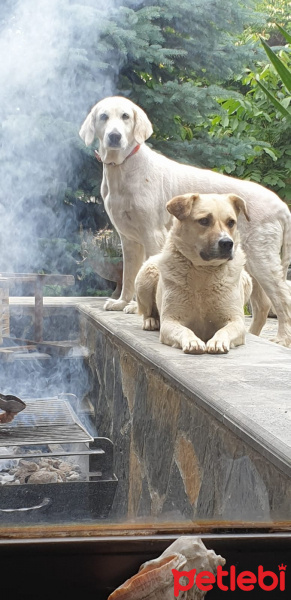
[281,210,291,278]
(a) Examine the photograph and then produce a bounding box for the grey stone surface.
[77,298,291,476]
[76,297,291,523]
[162,461,194,521]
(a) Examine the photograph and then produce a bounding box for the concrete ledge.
[76,298,291,479]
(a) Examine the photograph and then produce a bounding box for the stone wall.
[80,312,291,524]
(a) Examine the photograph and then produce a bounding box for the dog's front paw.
[143,317,160,331]
[182,336,206,354]
[104,298,127,311]
[123,300,138,314]
[206,335,230,354]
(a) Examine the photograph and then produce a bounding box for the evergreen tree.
[0,0,265,291]
[81,0,264,167]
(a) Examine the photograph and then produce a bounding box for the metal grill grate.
[0,398,93,445]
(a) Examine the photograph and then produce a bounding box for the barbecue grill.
[0,397,117,524]
[0,397,93,444]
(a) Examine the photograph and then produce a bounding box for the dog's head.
[166,192,250,265]
[79,96,153,158]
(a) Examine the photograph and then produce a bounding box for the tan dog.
[79,96,291,347]
[135,193,252,354]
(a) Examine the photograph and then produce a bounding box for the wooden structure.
[0,273,74,357]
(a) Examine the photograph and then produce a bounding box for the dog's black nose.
[218,238,233,251]
[108,131,122,146]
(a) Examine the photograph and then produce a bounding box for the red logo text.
[172,564,287,595]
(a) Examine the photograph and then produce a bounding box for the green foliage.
[256,27,291,119]
[198,19,291,201]
[241,0,291,50]
[205,68,291,200]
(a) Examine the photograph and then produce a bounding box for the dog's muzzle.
[107,130,122,147]
[218,237,233,258]
[200,237,234,261]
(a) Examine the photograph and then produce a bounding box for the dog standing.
[79,96,291,347]
[135,192,252,354]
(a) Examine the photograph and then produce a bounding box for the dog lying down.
[79,96,291,347]
[135,192,252,354]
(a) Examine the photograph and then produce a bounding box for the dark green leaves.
[257,26,291,120]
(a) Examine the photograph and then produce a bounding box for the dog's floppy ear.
[133,105,153,144]
[167,193,200,220]
[228,194,250,221]
[79,104,98,146]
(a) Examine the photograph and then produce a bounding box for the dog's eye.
[198,217,210,226]
[227,219,236,228]
[122,113,130,120]
[99,113,108,121]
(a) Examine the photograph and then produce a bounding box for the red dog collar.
[94,144,140,166]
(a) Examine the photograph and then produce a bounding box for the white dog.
[135,192,252,354]
[79,96,291,347]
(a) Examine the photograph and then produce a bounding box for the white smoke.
[0,1,67,95]
[0,0,118,272]
[0,0,128,428]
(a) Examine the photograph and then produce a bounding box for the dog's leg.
[124,233,167,315]
[248,277,271,336]
[242,269,253,306]
[245,229,291,347]
[266,282,291,347]
[135,260,160,330]
[206,317,246,354]
[160,319,206,354]
[104,237,144,311]
[111,281,122,299]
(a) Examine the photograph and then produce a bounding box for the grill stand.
[0,438,117,524]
